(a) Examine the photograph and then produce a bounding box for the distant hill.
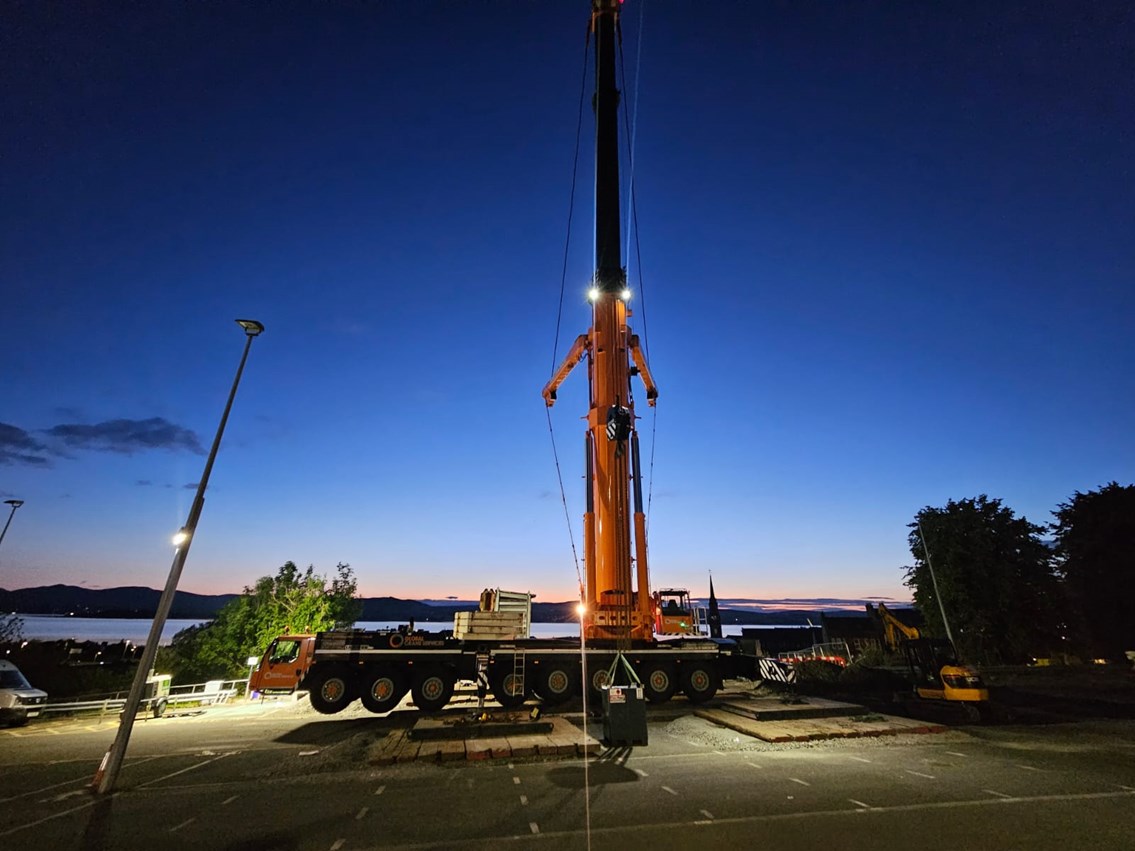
[1,584,898,625]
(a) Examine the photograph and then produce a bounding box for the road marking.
[661,785,679,796]
[634,768,648,777]
[0,800,96,838]
[946,751,966,757]
[41,789,87,804]
[299,750,320,756]
[849,799,872,809]
[1016,764,1041,772]
[513,776,521,785]
[374,785,387,796]
[746,761,762,769]
[222,795,239,805]
[170,818,195,833]
[529,822,540,834]
[700,809,715,820]
[139,752,232,788]
[849,756,872,763]
[519,795,528,805]
[356,807,368,820]
[1118,785,1135,791]
[906,770,936,779]
[789,778,811,786]
[984,789,1014,799]
[330,840,345,851]
[712,750,726,756]
[508,762,515,769]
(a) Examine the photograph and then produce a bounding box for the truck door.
[253,637,309,693]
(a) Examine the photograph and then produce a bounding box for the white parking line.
[0,800,96,838]
[1016,764,1042,772]
[1118,785,1135,791]
[712,751,726,756]
[222,795,239,805]
[700,809,715,820]
[789,778,810,786]
[746,761,762,769]
[139,753,232,788]
[849,756,872,763]
[330,840,345,851]
[945,751,966,757]
[374,785,387,795]
[170,818,195,833]
[356,807,368,820]
[849,799,872,809]
[661,786,679,796]
[984,789,1014,799]
[519,795,528,805]
[512,776,521,785]
[529,822,540,834]
[906,770,936,779]
[634,768,648,777]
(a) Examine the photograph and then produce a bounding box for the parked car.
[0,660,48,726]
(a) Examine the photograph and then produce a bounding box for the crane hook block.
[606,405,632,443]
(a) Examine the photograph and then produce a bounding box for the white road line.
[529,822,540,834]
[634,768,648,777]
[984,789,1014,799]
[512,776,521,785]
[222,795,239,805]
[848,756,872,763]
[946,751,966,757]
[906,770,936,779]
[330,840,346,851]
[0,800,96,838]
[519,795,528,805]
[1118,785,1135,791]
[1,775,91,804]
[789,778,811,787]
[1016,764,1042,772]
[661,786,679,796]
[712,751,726,756]
[746,761,762,769]
[700,809,715,820]
[374,785,387,796]
[849,799,872,809]
[170,818,195,833]
[138,752,232,788]
[508,762,515,770]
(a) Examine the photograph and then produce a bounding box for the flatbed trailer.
[251,627,765,715]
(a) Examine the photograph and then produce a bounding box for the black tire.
[642,663,678,704]
[360,667,406,714]
[681,664,718,704]
[307,665,356,715]
[586,662,613,702]
[411,667,454,713]
[151,698,168,718]
[492,667,527,709]
[537,664,576,706]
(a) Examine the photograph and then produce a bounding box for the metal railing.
[41,678,247,718]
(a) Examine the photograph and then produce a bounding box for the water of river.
[12,615,755,645]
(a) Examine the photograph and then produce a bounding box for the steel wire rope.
[617,8,660,535]
[545,29,595,844]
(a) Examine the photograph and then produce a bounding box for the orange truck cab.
[250,635,315,695]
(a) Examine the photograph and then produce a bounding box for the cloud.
[45,418,205,455]
[136,480,153,486]
[0,422,52,466]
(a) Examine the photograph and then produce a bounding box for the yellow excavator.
[866,603,989,712]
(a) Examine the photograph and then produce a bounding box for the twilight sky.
[2,1,1131,604]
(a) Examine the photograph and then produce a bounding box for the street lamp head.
[171,528,191,547]
[235,319,265,337]
[4,499,23,509]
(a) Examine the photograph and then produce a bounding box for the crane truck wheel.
[536,664,576,705]
[642,664,678,703]
[492,668,527,709]
[411,667,454,713]
[587,664,612,701]
[360,666,406,714]
[307,665,356,715]
[681,664,718,704]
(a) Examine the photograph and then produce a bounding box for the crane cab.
[653,588,705,636]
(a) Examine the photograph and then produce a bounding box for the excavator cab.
[904,637,988,704]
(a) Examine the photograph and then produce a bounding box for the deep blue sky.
[2,1,1131,604]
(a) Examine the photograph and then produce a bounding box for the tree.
[1051,482,1135,660]
[904,496,1062,665]
[0,612,22,643]
[162,561,362,682]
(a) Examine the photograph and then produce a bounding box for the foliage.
[163,561,361,682]
[0,612,23,643]
[904,496,1063,665]
[1051,482,1135,660]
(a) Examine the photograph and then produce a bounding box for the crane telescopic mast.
[543,0,658,642]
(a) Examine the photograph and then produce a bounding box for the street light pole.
[93,319,264,795]
[0,499,25,554]
[917,519,956,648]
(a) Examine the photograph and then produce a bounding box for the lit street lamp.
[0,499,25,554]
[93,319,264,795]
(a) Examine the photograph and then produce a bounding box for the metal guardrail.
[42,678,247,718]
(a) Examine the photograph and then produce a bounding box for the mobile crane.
[866,602,989,709]
[249,0,773,718]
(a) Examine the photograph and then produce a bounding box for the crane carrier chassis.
[252,626,775,715]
